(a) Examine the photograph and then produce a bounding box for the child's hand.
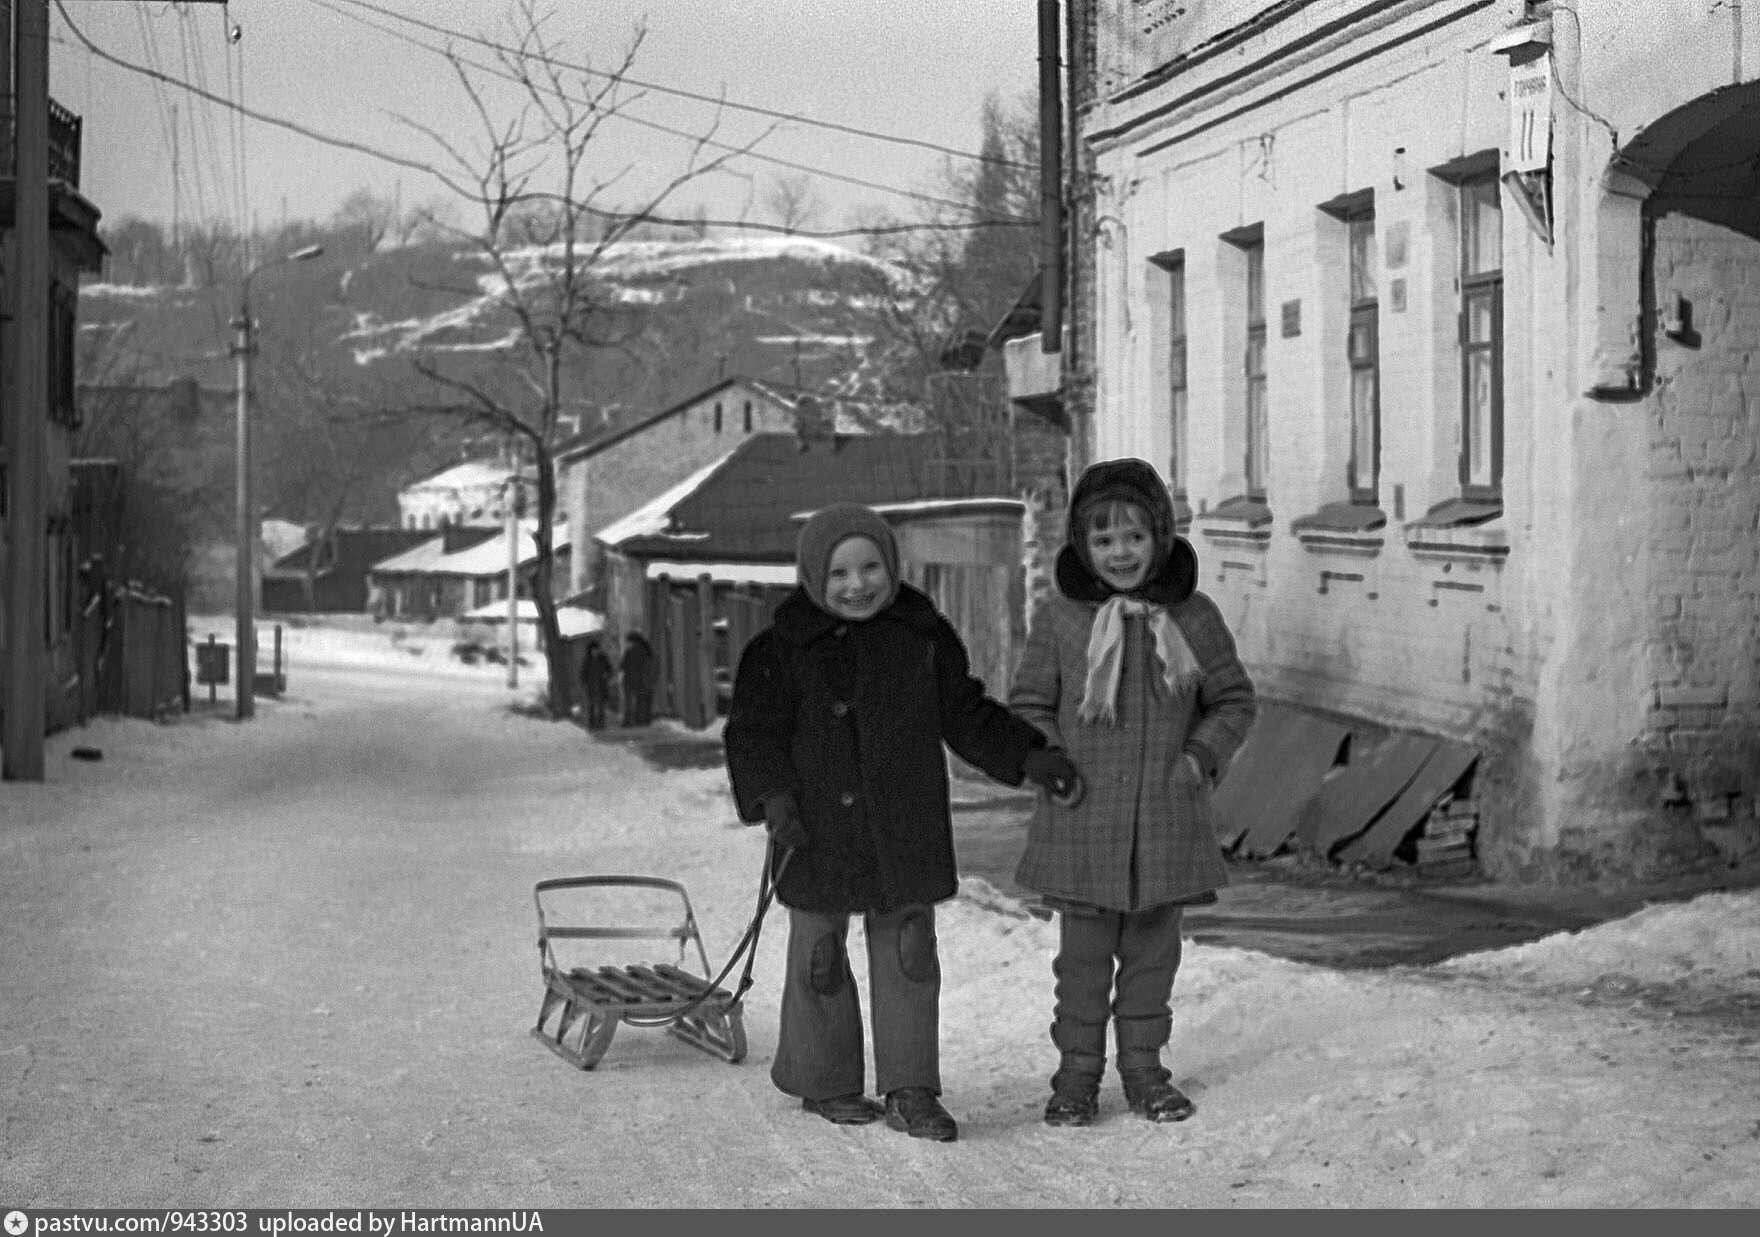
[762,791,809,852]
[1023,748,1083,805]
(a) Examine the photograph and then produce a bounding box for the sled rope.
[621,840,790,1028]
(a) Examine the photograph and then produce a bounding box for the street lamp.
[233,243,323,720]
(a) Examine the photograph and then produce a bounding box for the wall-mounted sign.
[1385,221,1409,270]
[1281,299,1301,338]
[1508,52,1553,174]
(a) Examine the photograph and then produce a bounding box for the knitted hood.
[795,502,902,617]
[1054,457,1197,605]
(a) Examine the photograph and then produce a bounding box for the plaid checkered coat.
[1008,459,1257,912]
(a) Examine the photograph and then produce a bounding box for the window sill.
[1404,501,1509,561]
[1292,502,1386,555]
[1195,497,1273,547]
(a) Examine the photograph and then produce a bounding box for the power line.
[324,0,1037,173]
[302,0,1030,222]
[51,2,1036,240]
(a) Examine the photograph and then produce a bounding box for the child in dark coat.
[724,503,1079,1143]
[579,639,612,730]
[619,632,653,726]
[1009,458,1257,1127]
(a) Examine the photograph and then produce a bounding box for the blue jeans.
[770,904,942,1102]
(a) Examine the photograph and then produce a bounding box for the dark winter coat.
[620,634,653,686]
[580,644,612,700]
[1009,458,1258,912]
[724,582,1047,914]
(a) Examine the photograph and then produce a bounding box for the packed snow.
[3,618,1757,1208]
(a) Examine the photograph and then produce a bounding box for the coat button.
[840,792,855,807]
[832,701,849,717]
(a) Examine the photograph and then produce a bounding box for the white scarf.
[1078,596,1205,725]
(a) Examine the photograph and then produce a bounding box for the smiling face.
[1083,501,1155,593]
[824,535,893,621]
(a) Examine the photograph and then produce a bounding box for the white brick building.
[1054,0,1760,878]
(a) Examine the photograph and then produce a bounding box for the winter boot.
[1045,1019,1106,1128]
[884,1087,958,1142]
[1115,1014,1194,1122]
[1121,1071,1196,1123]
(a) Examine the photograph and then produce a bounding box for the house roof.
[602,431,962,562]
[264,527,437,579]
[370,521,571,579]
[403,457,521,493]
[556,375,797,464]
[592,447,744,546]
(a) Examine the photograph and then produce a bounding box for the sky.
[2,614,1758,1207]
[48,0,1043,242]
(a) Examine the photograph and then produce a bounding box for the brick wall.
[1638,214,1760,825]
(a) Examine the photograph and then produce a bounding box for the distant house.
[262,526,451,613]
[595,430,1030,718]
[367,520,571,622]
[398,457,534,531]
[557,375,802,603]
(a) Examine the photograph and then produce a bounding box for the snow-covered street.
[2,623,1757,1208]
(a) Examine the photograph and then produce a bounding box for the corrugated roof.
[606,431,962,562]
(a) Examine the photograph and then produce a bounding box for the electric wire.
[324,0,1037,172]
[303,0,1028,222]
[51,7,1036,240]
[222,2,252,262]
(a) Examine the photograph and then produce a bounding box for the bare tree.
[392,0,773,717]
[763,172,823,234]
[331,188,398,255]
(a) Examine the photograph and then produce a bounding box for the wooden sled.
[531,875,748,1070]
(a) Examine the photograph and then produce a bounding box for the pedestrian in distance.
[579,637,613,730]
[723,502,1080,1143]
[619,631,654,726]
[1008,458,1257,1128]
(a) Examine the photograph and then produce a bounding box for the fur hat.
[796,503,901,616]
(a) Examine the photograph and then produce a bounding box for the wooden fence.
[644,574,792,730]
[639,560,1020,733]
[76,581,188,723]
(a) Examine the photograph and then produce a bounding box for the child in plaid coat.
[1008,458,1257,1127]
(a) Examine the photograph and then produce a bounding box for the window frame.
[1457,174,1504,501]
[1243,239,1268,500]
[1346,207,1380,504]
[1153,252,1189,500]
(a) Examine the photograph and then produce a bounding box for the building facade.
[558,376,800,601]
[1064,0,1760,878]
[397,458,529,531]
[1,138,107,735]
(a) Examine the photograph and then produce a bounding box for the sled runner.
[530,874,748,1070]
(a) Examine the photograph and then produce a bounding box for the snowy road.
[2,642,1758,1208]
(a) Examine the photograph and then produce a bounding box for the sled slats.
[532,874,748,1071]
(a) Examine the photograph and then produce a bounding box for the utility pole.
[505,440,520,690]
[232,246,323,721]
[3,0,49,780]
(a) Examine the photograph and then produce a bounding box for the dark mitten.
[1022,747,1083,803]
[762,791,809,852]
